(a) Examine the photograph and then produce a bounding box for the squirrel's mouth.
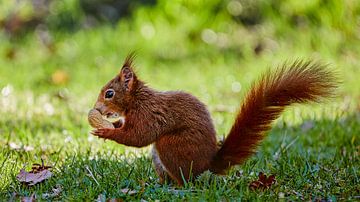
[103,112,124,128]
[112,120,123,128]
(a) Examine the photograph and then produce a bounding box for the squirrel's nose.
[94,102,106,115]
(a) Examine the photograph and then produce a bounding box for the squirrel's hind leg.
[152,146,170,184]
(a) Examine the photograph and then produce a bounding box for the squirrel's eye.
[104,89,115,99]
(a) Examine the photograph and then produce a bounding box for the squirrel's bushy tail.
[210,60,338,174]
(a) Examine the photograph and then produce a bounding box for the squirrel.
[91,54,337,185]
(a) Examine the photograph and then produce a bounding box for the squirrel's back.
[159,91,217,137]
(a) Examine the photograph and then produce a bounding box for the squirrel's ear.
[120,67,135,91]
[120,53,137,91]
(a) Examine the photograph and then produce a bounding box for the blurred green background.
[1,0,359,95]
[0,0,359,200]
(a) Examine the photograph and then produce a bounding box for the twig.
[284,136,299,152]
[85,165,100,186]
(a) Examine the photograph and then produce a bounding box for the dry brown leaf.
[249,172,276,191]
[17,160,53,186]
[17,169,52,186]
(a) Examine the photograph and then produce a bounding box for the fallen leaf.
[120,188,138,195]
[17,160,53,186]
[17,169,52,186]
[249,172,276,190]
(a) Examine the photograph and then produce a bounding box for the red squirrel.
[91,54,337,185]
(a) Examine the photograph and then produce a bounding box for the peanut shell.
[88,109,115,129]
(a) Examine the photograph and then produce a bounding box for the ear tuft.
[122,52,136,70]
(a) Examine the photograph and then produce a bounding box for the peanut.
[88,109,115,129]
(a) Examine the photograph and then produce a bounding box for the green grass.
[0,0,359,201]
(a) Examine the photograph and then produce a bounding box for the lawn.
[0,0,359,201]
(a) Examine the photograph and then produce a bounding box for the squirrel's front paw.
[91,128,116,139]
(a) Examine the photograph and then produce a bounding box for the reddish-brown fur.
[92,55,337,185]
